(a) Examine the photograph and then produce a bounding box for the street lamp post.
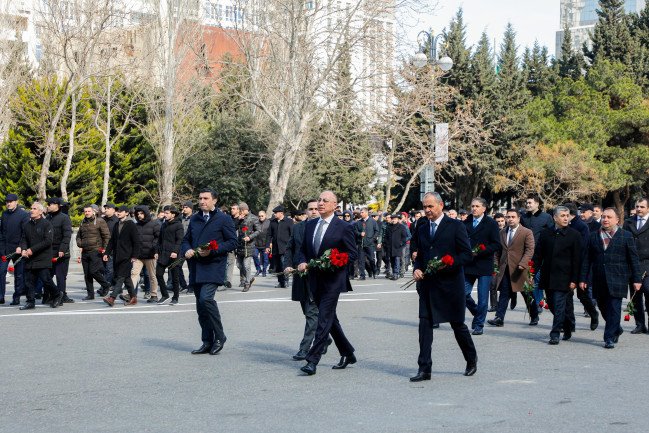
[413,31,453,201]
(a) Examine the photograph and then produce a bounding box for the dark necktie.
[430,221,437,238]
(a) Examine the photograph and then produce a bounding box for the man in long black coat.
[19,203,62,310]
[266,206,293,288]
[581,208,642,348]
[385,214,408,281]
[532,206,582,344]
[622,198,649,334]
[410,192,477,381]
[46,197,73,304]
[156,206,184,303]
[103,206,140,306]
[354,207,379,280]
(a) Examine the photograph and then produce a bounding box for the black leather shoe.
[487,317,504,327]
[210,338,226,355]
[614,328,624,343]
[19,302,35,310]
[9,300,20,306]
[292,350,308,360]
[321,338,333,355]
[359,276,366,280]
[82,295,94,301]
[410,372,431,382]
[562,331,572,341]
[631,324,647,334]
[50,293,63,308]
[549,337,560,345]
[191,343,212,354]
[487,306,497,312]
[472,328,483,335]
[0,299,4,304]
[464,358,477,376]
[332,354,357,369]
[432,323,440,329]
[604,342,615,349]
[590,312,599,331]
[301,361,316,375]
[529,317,539,326]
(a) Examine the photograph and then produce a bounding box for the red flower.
[492,272,496,276]
[99,249,104,253]
[242,227,248,232]
[539,301,544,307]
[528,261,534,266]
[544,303,550,310]
[8,267,14,272]
[530,268,536,273]
[331,248,340,255]
[479,244,486,251]
[208,240,218,250]
[441,255,454,266]
[1,256,5,263]
[269,253,272,258]
[624,315,630,321]
[52,258,57,262]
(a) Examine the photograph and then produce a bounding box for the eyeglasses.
[317,198,336,203]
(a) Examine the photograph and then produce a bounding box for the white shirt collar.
[430,214,444,227]
[320,214,335,224]
[474,215,484,225]
[509,224,519,233]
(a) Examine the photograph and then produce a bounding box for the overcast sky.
[400,0,561,59]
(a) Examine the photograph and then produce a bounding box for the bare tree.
[29,0,129,201]
[137,0,209,207]
[209,0,398,211]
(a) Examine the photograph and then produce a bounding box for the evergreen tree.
[557,26,585,80]
[441,8,472,103]
[522,41,555,98]
[467,32,497,106]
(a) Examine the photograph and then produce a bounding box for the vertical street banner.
[435,123,449,163]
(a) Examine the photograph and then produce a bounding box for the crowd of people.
[1,189,647,377]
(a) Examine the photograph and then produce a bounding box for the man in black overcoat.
[531,206,582,344]
[103,206,141,306]
[266,206,293,288]
[354,207,379,280]
[410,192,477,381]
[622,197,649,334]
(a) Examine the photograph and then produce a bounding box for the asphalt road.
[1,264,647,432]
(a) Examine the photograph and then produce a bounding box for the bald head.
[317,190,338,219]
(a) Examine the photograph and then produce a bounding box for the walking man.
[622,198,649,334]
[46,197,73,304]
[266,206,293,288]
[103,206,140,307]
[183,188,238,355]
[355,207,379,280]
[0,193,29,305]
[76,205,111,300]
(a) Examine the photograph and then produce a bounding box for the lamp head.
[413,52,428,68]
[438,56,453,71]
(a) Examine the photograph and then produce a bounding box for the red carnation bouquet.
[402,254,454,290]
[52,252,71,263]
[2,252,19,263]
[285,248,349,277]
[168,240,218,269]
[241,226,249,257]
[472,244,486,254]
[523,261,537,318]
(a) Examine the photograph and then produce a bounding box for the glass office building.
[556,0,646,55]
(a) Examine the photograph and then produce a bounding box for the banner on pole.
[435,123,449,163]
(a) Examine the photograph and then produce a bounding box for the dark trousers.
[417,316,477,374]
[547,290,575,338]
[272,254,286,286]
[195,282,226,345]
[25,268,59,303]
[254,248,269,274]
[306,289,354,365]
[103,256,114,286]
[177,264,188,289]
[375,249,383,272]
[157,263,179,299]
[390,256,401,276]
[631,275,649,328]
[109,275,136,299]
[596,292,623,344]
[489,276,498,309]
[358,245,376,277]
[577,285,598,318]
[81,252,110,295]
[299,289,319,352]
[51,257,70,295]
[382,252,391,275]
[0,255,25,302]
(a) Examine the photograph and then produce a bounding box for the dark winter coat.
[103,214,119,235]
[0,207,30,256]
[181,208,238,285]
[105,219,140,278]
[532,226,582,292]
[463,215,502,276]
[235,213,261,256]
[354,217,380,247]
[157,217,184,266]
[384,223,408,258]
[134,205,160,259]
[47,210,72,256]
[255,218,270,249]
[266,217,293,255]
[76,215,110,253]
[520,209,554,244]
[623,216,649,276]
[20,217,53,270]
[414,215,473,324]
[284,220,309,302]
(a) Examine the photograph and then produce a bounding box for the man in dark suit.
[355,207,379,280]
[532,206,582,344]
[297,191,358,376]
[385,214,409,280]
[284,199,332,360]
[580,207,642,348]
[182,188,238,355]
[266,206,293,288]
[462,197,501,335]
[410,192,477,381]
[622,198,649,334]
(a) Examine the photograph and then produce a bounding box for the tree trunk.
[61,92,79,201]
[392,164,425,213]
[382,140,395,214]
[37,96,69,202]
[266,121,308,213]
[101,80,112,207]
[612,184,630,219]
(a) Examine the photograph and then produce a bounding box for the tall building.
[556,0,646,56]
